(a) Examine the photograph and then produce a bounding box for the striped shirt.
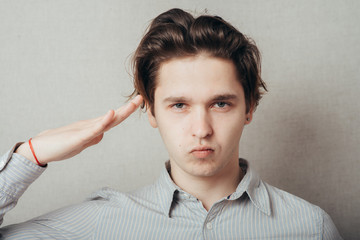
[0,145,342,239]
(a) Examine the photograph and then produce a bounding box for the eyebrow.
[211,94,238,101]
[162,94,238,103]
[163,96,190,103]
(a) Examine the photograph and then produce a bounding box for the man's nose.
[191,109,213,139]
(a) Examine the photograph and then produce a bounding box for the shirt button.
[206,222,213,230]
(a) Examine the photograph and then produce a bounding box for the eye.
[212,102,232,112]
[214,102,229,108]
[173,103,185,109]
[170,103,187,112]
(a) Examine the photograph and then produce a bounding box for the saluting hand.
[15,95,143,165]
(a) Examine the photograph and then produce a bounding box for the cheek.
[214,115,245,142]
[156,119,184,151]
[221,126,243,144]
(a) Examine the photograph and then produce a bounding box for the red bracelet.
[28,138,45,167]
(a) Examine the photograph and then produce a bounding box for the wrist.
[15,142,37,164]
[15,140,47,167]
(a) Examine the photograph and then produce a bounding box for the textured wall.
[0,0,358,239]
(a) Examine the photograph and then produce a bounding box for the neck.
[170,159,243,211]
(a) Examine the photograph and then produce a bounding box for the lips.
[190,146,214,158]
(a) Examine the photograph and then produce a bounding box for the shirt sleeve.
[0,143,46,226]
[0,199,102,239]
[321,209,343,240]
[0,144,102,239]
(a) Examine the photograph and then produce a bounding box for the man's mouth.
[190,147,214,158]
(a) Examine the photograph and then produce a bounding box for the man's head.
[131,8,267,115]
[130,8,268,182]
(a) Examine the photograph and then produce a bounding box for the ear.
[245,108,254,125]
[147,108,158,128]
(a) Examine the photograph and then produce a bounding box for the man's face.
[148,55,252,181]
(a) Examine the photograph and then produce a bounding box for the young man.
[0,8,342,239]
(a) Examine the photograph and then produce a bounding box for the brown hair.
[131,8,267,114]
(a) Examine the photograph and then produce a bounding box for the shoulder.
[263,182,342,239]
[85,183,159,209]
[264,182,321,213]
[264,182,324,220]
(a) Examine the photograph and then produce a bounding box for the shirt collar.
[231,158,271,216]
[155,161,181,217]
[155,159,271,217]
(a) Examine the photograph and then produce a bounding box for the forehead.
[154,55,243,100]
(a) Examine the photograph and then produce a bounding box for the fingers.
[86,110,114,140]
[100,110,116,129]
[115,95,143,116]
[130,94,144,107]
[88,95,143,137]
[76,95,142,157]
[105,95,143,130]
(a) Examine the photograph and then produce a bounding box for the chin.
[187,163,221,178]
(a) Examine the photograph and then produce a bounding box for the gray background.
[0,0,359,239]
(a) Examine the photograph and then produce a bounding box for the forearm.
[0,144,46,226]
